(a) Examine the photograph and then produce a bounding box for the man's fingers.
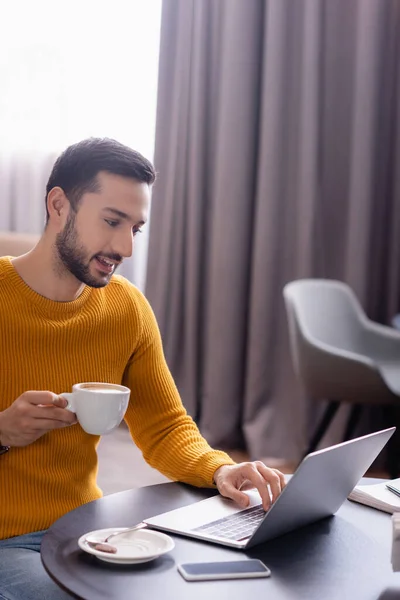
[30,418,75,431]
[21,391,59,406]
[227,464,274,510]
[237,463,284,509]
[53,396,68,409]
[33,406,77,424]
[254,463,286,506]
[218,480,250,508]
[20,392,75,423]
[272,468,287,489]
[247,468,276,510]
[215,463,286,511]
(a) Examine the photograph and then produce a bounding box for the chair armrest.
[358,318,400,361]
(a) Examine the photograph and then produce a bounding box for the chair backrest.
[0,231,40,257]
[284,279,368,354]
[283,279,395,403]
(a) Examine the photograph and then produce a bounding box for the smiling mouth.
[94,256,119,274]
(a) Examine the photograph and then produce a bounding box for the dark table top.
[41,479,400,600]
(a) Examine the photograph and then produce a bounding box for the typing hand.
[213,462,286,511]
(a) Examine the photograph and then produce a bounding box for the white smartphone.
[177,559,271,581]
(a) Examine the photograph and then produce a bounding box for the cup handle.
[61,393,75,413]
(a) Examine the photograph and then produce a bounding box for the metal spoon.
[86,541,118,554]
[84,523,147,553]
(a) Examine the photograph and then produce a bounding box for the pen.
[386,484,400,498]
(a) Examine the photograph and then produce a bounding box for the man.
[0,138,285,599]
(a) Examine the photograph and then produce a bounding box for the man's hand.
[213,462,286,511]
[0,391,77,447]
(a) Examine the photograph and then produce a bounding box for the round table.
[41,480,400,600]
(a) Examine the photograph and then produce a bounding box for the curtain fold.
[147,0,400,461]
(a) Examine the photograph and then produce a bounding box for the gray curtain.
[146,0,400,462]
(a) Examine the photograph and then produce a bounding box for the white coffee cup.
[62,382,130,435]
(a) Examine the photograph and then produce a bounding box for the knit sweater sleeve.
[122,289,235,487]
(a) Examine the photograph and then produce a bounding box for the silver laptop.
[144,427,395,549]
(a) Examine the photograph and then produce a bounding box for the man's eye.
[105,219,119,227]
[133,228,143,236]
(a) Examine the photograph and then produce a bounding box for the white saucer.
[78,527,175,564]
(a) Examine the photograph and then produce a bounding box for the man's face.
[55,172,150,288]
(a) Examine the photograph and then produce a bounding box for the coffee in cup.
[62,382,130,435]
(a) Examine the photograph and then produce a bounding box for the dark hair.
[45,137,156,223]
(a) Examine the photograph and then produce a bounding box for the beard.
[55,211,112,288]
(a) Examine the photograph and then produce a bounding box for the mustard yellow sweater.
[0,257,234,540]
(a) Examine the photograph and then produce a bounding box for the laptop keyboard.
[193,504,265,541]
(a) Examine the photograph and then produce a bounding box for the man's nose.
[114,231,134,259]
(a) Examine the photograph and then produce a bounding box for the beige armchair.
[0,231,40,257]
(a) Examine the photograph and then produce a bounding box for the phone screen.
[178,559,271,580]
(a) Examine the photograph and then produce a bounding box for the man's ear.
[47,187,70,228]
